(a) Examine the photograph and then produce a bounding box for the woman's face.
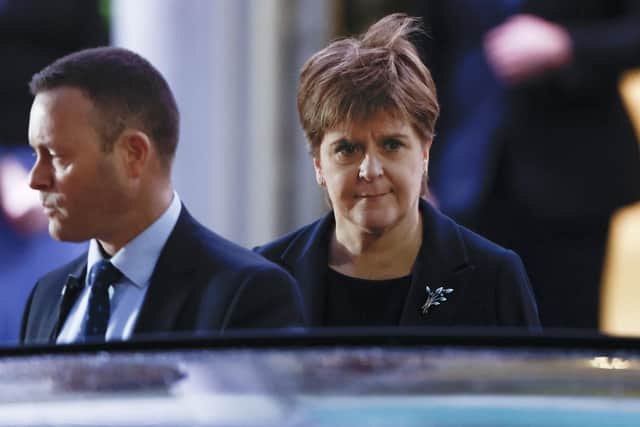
[314,110,431,234]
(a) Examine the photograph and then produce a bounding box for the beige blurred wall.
[621,69,640,141]
[599,69,640,336]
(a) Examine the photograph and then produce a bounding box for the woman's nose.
[358,153,383,181]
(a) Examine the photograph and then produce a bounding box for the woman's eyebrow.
[329,137,351,146]
[379,132,409,139]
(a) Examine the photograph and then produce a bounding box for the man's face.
[28,87,128,242]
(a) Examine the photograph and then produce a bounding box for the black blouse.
[323,268,411,327]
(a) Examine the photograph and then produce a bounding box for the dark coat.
[21,206,306,344]
[255,199,541,329]
[415,0,640,224]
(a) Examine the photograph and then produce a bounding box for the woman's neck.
[329,210,423,280]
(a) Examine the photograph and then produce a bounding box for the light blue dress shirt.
[57,192,182,343]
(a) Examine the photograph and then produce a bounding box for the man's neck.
[99,185,174,256]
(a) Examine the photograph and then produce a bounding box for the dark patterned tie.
[82,260,122,342]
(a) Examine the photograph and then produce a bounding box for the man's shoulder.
[26,253,86,325]
[35,253,87,286]
[176,209,294,276]
[165,209,305,329]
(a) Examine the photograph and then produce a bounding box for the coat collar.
[399,199,475,326]
[279,199,475,326]
[133,204,200,336]
[47,205,200,340]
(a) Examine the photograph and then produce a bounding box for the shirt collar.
[87,192,182,288]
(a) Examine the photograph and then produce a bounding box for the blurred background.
[1,0,640,342]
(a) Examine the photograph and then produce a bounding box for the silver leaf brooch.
[420,285,454,316]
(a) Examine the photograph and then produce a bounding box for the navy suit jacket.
[255,200,540,329]
[21,206,305,344]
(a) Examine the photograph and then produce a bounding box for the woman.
[255,13,540,329]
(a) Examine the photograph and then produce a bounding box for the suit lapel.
[280,212,334,326]
[400,200,475,326]
[133,206,199,335]
[47,259,86,342]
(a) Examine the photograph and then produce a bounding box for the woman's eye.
[335,142,358,156]
[383,139,402,151]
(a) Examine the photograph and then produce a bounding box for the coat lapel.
[133,206,200,335]
[280,212,334,326]
[47,259,86,342]
[279,202,475,328]
[399,200,475,326]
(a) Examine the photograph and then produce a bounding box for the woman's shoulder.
[253,213,332,262]
[421,200,518,262]
[456,222,515,259]
[454,222,525,272]
[253,225,312,259]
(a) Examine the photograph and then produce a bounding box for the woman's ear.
[420,138,432,199]
[313,156,325,186]
[423,137,432,172]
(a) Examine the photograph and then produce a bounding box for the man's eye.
[51,154,69,168]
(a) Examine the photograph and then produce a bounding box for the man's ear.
[116,130,151,178]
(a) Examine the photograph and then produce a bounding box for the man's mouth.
[41,204,58,216]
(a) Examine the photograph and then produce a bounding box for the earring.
[318,176,326,187]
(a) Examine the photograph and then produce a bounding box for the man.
[21,47,305,344]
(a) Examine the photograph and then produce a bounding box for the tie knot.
[88,260,122,290]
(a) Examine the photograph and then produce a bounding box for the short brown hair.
[30,47,179,167]
[297,13,439,156]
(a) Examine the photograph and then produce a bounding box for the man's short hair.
[30,47,179,165]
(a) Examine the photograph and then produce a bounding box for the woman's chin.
[351,210,398,234]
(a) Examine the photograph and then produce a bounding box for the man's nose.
[358,152,384,181]
[28,158,52,191]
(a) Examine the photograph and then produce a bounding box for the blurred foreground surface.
[1,333,640,426]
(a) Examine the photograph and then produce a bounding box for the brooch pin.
[420,285,454,316]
